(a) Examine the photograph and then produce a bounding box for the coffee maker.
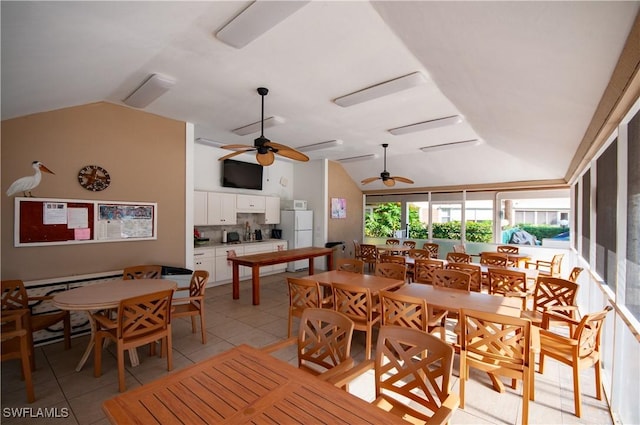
[271,229,282,239]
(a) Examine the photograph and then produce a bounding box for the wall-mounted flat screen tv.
[222,159,263,190]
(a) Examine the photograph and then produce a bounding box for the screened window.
[596,140,617,288]
[464,200,493,242]
[581,170,591,260]
[627,109,640,319]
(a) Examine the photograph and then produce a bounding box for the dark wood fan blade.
[256,150,275,166]
[218,149,253,161]
[361,177,380,184]
[392,176,414,184]
[264,141,310,162]
[220,144,255,150]
[383,178,396,187]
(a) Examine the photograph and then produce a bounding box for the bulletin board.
[14,197,157,247]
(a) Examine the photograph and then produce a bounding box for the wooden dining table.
[53,278,177,372]
[480,251,532,267]
[229,246,334,305]
[403,257,539,281]
[102,344,407,425]
[376,244,412,254]
[301,270,405,295]
[394,283,523,317]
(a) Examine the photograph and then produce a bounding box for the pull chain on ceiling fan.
[361,143,414,187]
[218,87,309,166]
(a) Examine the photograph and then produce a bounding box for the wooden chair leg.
[191,316,197,333]
[117,344,126,392]
[166,333,173,371]
[63,314,71,350]
[94,333,103,378]
[572,364,582,417]
[200,314,207,344]
[19,334,35,403]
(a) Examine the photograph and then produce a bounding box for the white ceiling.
[2,1,638,190]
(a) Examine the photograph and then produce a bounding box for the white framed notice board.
[14,197,157,247]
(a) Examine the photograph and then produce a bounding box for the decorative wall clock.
[78,165,111,191]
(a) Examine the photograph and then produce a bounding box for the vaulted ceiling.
[2,1,638,191]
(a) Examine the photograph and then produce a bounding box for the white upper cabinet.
[261,196,281,224]
[207,192,237,225]
[194,191,208,225]
[236,194,265,212]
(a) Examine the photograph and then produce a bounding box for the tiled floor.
[2,271,613,424]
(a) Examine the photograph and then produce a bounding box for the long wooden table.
[301,270,405,295]
[394,283,523,317]
[229,246,334,305]
[102,344,407,425]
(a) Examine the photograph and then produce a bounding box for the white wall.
[293,159,328,266]
[193,143,294,199]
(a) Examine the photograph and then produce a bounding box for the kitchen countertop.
[194,239,285,249]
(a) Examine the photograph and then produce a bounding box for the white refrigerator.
[280,210,313,272]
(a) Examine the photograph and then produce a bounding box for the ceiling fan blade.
[220,144,255,150]
[218,149,253,161]
[256,150,275,166]
[383,178,396,187]
[264,142,310,162]
[391,176,414,184]
[361,177,380,185]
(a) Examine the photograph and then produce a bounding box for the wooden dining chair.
[402,240,416,249]
[385,238,400,246]
[263,308,355,384]
[332,326,459,425]
[525,253,564,277]
[378,254,406,265]
[94,289,174,392]
[423,242,440,259]
[122,265,162,280]
[1,309,35,403]
[520,276,579,328]
[332,282,381,360]
[446,262,482,292]
[171,270,209,344]
[433,268,471,292]
[407,248,430,259]
[446,252,472,264]
[488,268,530,309]
[413,258,444,285]
[359,244,378,272]
[379,290,447,339]
[286,277,322,337]
[480,252,509,267]
[352,239,362,261]
[459,308,535,425]
[374,262,407,282]
[1,279,71,369]
[538,306,613,418]
[336,258,365,274]
[568,266,584,283]
[497,245,519,254]
[453,243,467,253]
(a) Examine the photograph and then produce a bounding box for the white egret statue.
[6,161,55,197]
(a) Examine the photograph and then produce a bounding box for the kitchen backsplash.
[195,213,277,243]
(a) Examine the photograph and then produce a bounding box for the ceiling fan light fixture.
[337,153,378,163]
[388,115,463,135]
[215,1,310,48]
[232,116,285,136]
[297,139,343,152]
[420,139,483,153]
[123,73,175,108]
[333,72,427,107]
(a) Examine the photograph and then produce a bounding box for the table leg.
[327,253,334,270]
[75,311,96,372]
[308,258,315,275]
[251,265,260,305]
[232,263,240,300]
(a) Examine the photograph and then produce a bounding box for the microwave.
[282,199,307,210]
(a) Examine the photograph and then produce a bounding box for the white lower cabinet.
[193,249,215,285]
[215,246,244,283]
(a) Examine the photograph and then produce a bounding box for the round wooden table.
[53,278,177,372]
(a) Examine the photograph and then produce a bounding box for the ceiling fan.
[361,143,414,187]
[218,87,309,166]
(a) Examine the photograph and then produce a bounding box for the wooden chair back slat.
[123,265,162,280]
[413,259,444,285]
[336,258,365,274]
[433,269,471,292]
[446,263,482,292]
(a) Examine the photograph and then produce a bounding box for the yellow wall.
[327,160,363,258]
[1,102,187,281]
